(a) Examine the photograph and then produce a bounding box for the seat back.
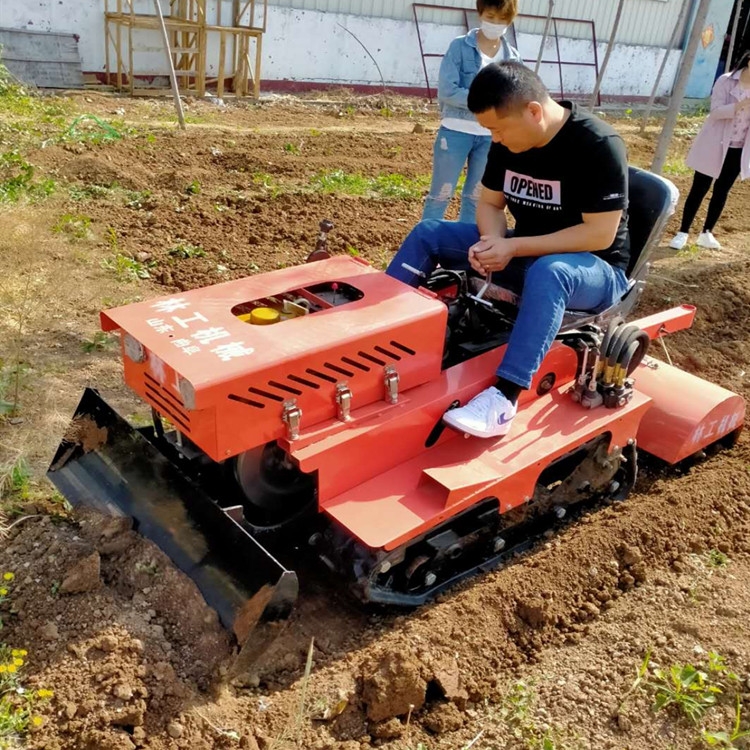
[625,166,679,280]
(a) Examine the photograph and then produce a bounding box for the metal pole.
[588,0,626,110]
[153,0,186,130]
[639,0,692,133]
[535,0,555,74]
[651,0,713,174]
[725,0,742,73]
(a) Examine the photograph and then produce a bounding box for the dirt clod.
[361,651,427,722]
[60,551,102,594]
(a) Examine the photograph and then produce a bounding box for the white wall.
[0,1,680,99]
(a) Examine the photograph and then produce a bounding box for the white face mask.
[481,20,509,40]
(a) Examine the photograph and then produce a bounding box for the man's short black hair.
[468,62,550,115]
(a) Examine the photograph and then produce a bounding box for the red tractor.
[49,167,744,657]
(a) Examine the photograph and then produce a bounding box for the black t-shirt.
[482,102,630,270]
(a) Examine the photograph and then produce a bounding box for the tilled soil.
[1,94,750,750]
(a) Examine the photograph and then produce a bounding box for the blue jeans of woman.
[386,220,630,389]
[422,126,491,224]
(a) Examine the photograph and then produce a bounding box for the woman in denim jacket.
[423,0,520,223]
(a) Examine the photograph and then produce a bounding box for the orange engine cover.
[100,256,448,462]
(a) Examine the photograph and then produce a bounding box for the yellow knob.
[250,307,280,325]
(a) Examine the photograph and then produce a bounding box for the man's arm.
[470,210,622,274]
[512,210,622,256]
[476,187,508,238]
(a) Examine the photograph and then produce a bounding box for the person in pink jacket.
[669,48,750,250]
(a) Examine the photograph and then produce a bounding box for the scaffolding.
[104,0,267,98]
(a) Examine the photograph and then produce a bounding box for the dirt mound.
[59,155,141,190]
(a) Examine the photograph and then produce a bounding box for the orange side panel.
[323,388,652,551]
[635,356,745,463]
[291,343,579,504]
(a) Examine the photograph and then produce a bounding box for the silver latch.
[335,382,352,422]
[282,399,302,440]
[384,365,399,404]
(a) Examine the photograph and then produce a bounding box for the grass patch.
[102,253,152,281]
[310,170,429,199]
[0,152,55,203]
[663,159,692,176]
[52,213,91,240]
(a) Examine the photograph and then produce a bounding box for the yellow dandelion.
[7,665,16,674]
[31,716,43,727]
[2,572,14,581]
[11,650,20,657]
[13,658,23,667]
[37,689,54,699]
[0,665,6,673]
[0,588,7,597]
[19,650,27,657]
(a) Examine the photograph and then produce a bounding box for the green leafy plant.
[185,179,201,195]
[649,663,723,723]
[704,549,730,569]
[52,213,91,240]
[0,638,54,746]
[702,696,750,748]
[169,242,206,259]
[124,189,153,209]
[102,254,151,281]
[0,152,55,203]
[81,331,115,353]
[69,183,112,201]
[283,142,300,154]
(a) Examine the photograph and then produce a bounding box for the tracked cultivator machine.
[49,168,745,658]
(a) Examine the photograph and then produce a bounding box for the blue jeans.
[422,126,491,224]
[386,220,630,389]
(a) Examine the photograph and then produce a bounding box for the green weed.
[704,549,730,569]
[124,189,153,209]
[250,172,282,198]
[169,242,206,259]
[310,170,428,200]
[702,696,750,748]
[283,142,300,154]
[663,159,692,176]
[102,253,152,281]
[81,331,116,353]
[651,663,722,721]
[0,638,54,745]
[185,179,201,195]
[0,152,55,203]
[69,183,113,201]
[52,213,91,240]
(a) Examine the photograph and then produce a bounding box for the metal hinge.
[384,365,399,404]
[282,399,302,440]
[335,382,352,422]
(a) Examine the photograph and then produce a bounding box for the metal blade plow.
[48,388,298,672]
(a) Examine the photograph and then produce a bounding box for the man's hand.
[469,235,518,274]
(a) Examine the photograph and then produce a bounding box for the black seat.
[559,165,678,329]
[624,166,679,280]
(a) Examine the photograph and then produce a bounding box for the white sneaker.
[442,386,517,439]
[696,231,721,250]
[668,231,688,250]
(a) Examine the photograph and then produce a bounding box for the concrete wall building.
[0,0,739,100]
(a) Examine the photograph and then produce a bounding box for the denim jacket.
[438,28,521,121]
